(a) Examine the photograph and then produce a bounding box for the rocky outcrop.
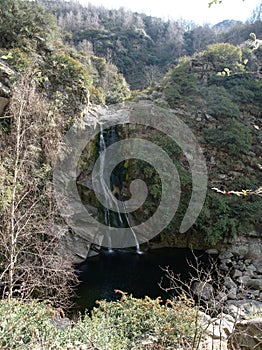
[0,60,15,117]
[228,317,262,350]
[199,311,262,350]
[218,228,262,304]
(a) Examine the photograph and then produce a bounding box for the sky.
[79,0,261,25]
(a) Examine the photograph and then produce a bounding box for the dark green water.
[76,247,209,311]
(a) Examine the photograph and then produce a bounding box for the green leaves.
[204,119,252,154]
[0,0,59,51]
[0,296,200,349]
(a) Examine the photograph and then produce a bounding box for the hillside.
[0,1,262,349]
[40,0,262,89]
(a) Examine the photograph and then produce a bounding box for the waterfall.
[99,123,113,252]
[123,203,142,254]
[98,123,141,254]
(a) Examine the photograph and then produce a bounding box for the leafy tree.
[0,0,59,51]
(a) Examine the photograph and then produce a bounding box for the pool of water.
[76,247,209,311]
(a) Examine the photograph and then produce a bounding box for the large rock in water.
[228,317,262,350]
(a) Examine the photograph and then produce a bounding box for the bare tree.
[0,73,78,309]
[159,252,238,349]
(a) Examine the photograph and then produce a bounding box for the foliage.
[41,50,91,116]
[0,299,58,349]
[205,43,243,71]
[204,119,252,154]
[164,59,198,107]
[205,85,240,118]
[0,48,32,72]
[193,191,238,245]
[0,0,59,51]
[37,0,262,90]
[0,294,200,350]
[81,292,198,349]
[193,189,262,245]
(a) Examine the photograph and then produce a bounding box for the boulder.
[233,269,243,278]
[246,278,262,290]
[193,282,214,300]
[0,96,9,117]
[224,276,237,290]
[252,258,262,274]
[226,300,262,318]
[228,317,262,350]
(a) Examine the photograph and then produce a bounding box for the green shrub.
[0,296,201,349]
[163,58,198,108]
[204,43,243,72]
[0,299,58,349]
[43,52,92,115]
[204,119,252,155]
[75,292,199,349]
[0,0,59,51]
[0,48,32,72]
[205,85,240,118]
[194,191,238,245]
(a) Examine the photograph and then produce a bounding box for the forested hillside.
[40,0,262,89]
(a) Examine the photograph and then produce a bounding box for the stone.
[205,249,219,255]
[219,263,229,271]
[0,60,15,77]
[0,82,11,97]
[228,317,262,350]
[237,275,250,285]
[247,151,256,157]
[193,282,214,300]
[227,300,262,317]
[246,278,262,290]
[0,96,9,117]
[233,269,243,278]
[224,276,237,290]
[215,291,228,303]
[248,239,262,257]
[219,251,233,260]
[226,304,246,319]
[227,288,237,300]
[252,258,262,274]
[136,93,152,100]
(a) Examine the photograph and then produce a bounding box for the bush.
[80,292,198,349]
[194,191,238,245]
[0,0,59,51]
[205,85,240,118]
[204,119,252,155]
[0,299,58,349]
[204,43,243,72]
[0,295,201,349]
[0,48,32,72]
[43,52,92,115]
[164,61,198,107]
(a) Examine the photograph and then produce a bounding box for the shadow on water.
[75,247,209,312]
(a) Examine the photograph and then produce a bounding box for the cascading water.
[98,123,141,253]
[99,123,113,252]
[123,203,142,254]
